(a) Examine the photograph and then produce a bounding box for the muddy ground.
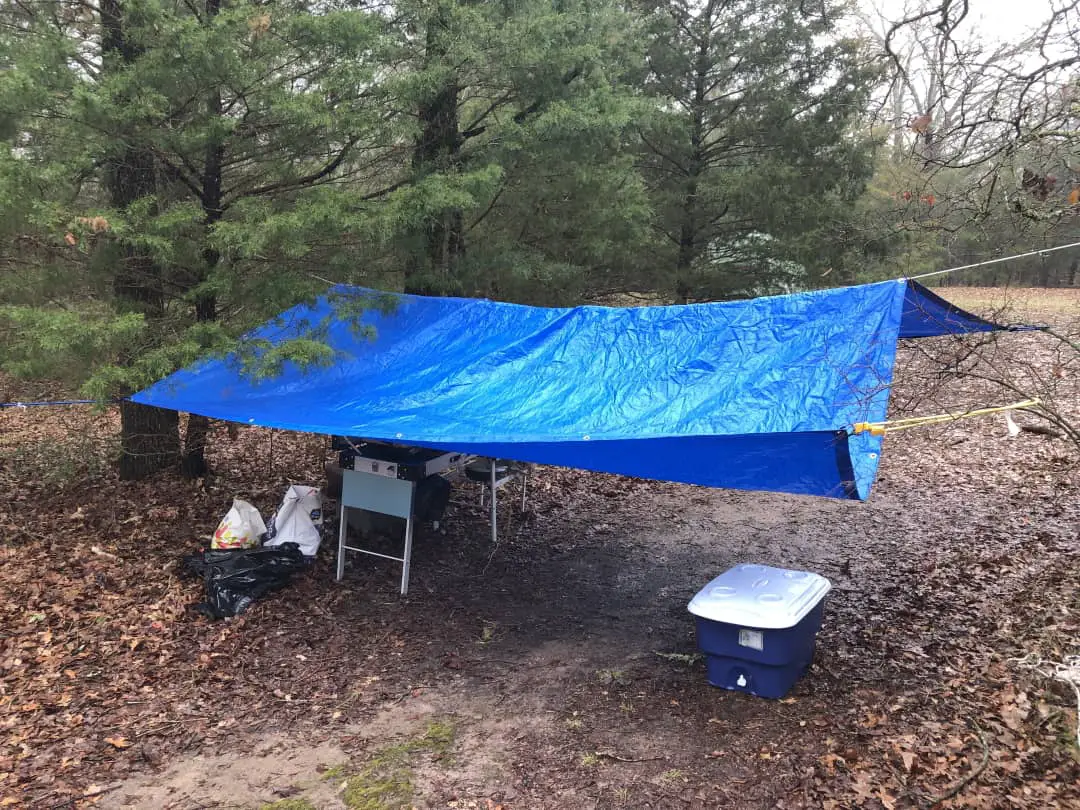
[1,289,1078,809]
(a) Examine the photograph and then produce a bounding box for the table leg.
[401,513,414,596]
[490,458,497,544]
[336,501,347,581]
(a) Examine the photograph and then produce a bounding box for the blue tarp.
[132,279,1006,500]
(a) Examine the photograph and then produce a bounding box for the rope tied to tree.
[852,399,1042,436]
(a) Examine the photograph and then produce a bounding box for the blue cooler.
[688,563,831,699]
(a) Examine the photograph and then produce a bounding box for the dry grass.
[933,285,1080,323]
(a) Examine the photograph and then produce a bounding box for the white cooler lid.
[687,563,831,629]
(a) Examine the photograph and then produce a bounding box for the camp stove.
[332,436,466,482]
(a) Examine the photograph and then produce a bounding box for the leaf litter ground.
[0,290,1078,809]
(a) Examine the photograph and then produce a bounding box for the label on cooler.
[738,628,764,651]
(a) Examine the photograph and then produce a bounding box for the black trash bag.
[181,542,309,619]
[415,473,452,523]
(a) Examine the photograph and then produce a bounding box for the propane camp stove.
[332,436,466,482]
[332,436,470,597]
[331,436,517,598]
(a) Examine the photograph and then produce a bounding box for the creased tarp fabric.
[133,279,1004,501]
[899,280,1000,337]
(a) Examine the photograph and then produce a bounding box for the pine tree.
[391,0,651,299]
[1,0,409,475]
[0,0,650,473]
[638,0,880,299]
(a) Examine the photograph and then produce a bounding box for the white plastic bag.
[265,485,323,556]
[211,499,267,550]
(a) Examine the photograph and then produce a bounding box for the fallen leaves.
[899,749,917,772]
[818,752,846,774]
[850,771,895,808]
[1,353,1078,808]
[999,685,1032,732]
[860,711,886,729]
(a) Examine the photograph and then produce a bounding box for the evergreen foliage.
[634,0,880,299]
[0,0,916,474]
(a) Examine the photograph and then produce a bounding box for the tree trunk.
[101,0,181,478]
[180,295,217,478]
[181,38,225,479]
[406,5,464,294]
[1037,257,1051,287]
[180,413,212,479]
[676,178,699,299]
[675,31,710,300]
[118,401,180,480]
[891,80,905,164]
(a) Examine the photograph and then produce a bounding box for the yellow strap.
[853,399,1041,436]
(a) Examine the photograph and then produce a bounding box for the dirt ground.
[1,289,1078,809]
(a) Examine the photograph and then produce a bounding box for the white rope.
[1009,653,1080,748]
[910,240,1080,280]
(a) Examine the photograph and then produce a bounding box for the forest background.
[2,0,1080,475]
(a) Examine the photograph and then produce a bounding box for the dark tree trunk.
[675,31,711,300]
[676,175,700,279]
[118,401,180,480]
[181,413,212,479]
[180,292,217,478]
[101,0,181,478]
[1037,258,1051,287]
[406,6,464,294]
[182,38,225,479]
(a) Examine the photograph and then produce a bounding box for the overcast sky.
[865,0,1060,43]
[963,0,1055,40]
